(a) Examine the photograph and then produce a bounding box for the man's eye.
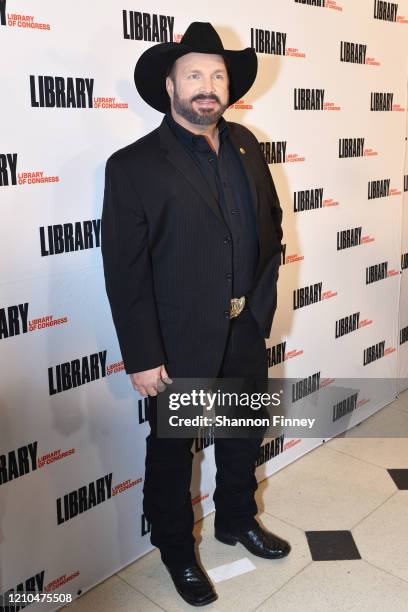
[189,74,199,79]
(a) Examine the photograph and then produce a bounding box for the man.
[101,21,290,607]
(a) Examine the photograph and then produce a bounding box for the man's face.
[166,52,229,126]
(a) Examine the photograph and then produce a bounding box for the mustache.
[191,94,221,103]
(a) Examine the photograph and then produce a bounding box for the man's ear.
[165,76,174,100]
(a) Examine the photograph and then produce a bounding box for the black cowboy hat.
[134,21,257,114]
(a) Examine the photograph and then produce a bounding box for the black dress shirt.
[164,111,259,297]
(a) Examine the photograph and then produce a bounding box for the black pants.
[143,306,268,569]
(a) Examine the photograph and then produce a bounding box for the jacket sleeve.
[101,155,168,374]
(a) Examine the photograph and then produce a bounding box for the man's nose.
[199,75,215,92]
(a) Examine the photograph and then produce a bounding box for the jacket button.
[223,237,230,244]
[226,273,233,281]
[223,310,230,318]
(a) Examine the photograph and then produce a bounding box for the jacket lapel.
[159,118,229,229]
[227,127,259,231]
[227,125,263,282]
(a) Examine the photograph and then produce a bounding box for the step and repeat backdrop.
[1,0,408,609]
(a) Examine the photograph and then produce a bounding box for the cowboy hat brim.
[134,42,257,114]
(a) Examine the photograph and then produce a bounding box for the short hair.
[165,60,177,82]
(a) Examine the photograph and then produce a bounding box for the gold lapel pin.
[239,147,246,154]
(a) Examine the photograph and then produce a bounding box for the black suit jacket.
[101,116,283,378]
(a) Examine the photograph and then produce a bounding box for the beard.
[172,84,229,126]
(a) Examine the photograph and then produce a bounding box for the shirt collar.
[165,111,229,150]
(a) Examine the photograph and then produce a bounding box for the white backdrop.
[1,0,408,609]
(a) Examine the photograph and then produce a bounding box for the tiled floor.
[63,388,408,611]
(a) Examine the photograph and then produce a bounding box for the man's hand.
[129,365,173,397]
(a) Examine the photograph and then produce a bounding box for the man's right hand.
[129,365,173,397]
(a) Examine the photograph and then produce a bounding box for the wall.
[1,0,407,609]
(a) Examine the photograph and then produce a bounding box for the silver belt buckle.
[230,295,246,319]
